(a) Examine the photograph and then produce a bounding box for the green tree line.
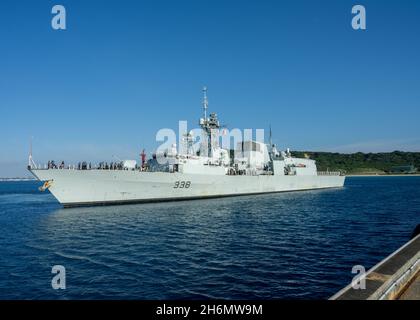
[291,151,420,174]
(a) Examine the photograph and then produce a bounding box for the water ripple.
[0,177,419,299]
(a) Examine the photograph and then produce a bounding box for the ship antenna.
[269,124,273,146]
[202,86,208,120]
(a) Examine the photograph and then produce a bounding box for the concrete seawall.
[331,233,420,300]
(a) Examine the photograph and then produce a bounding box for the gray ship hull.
[30,169,345,207]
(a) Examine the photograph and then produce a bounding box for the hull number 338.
[174,181,191,189]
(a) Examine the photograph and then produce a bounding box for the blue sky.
[1,0,419,176]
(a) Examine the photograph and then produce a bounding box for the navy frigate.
[28,88,345,207]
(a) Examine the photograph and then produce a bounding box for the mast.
[202,86,208,121]
[199,86,220,158]
[28,137,32,168]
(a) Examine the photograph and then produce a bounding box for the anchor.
[39,180,53,192]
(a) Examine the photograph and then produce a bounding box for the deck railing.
[29,164,346,176]
[28,164,138,171]
[317,171,344,176]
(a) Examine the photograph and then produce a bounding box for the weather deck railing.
[28,164,138,171]
[29,164,346,176]
[317,171,343,176]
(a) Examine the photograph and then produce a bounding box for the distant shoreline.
[0,178,36,181]
[347,174,420,177]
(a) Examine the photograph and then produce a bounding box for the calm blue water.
[0,177,419,300]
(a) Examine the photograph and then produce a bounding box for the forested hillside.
[291,151,420,174]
